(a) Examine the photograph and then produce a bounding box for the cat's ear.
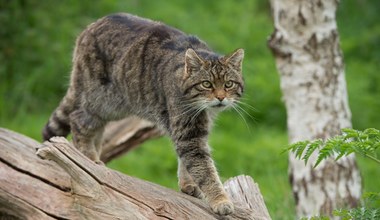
[223,48,244,71]
[184,48,204,78]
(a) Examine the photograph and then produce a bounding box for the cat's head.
[182,48,244,111]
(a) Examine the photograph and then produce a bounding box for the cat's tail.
[42,87,76,141]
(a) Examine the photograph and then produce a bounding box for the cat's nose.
[217,97,224,101]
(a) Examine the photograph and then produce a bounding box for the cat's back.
[81,13,185,45]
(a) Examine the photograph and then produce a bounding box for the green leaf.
[314,144,334,167]
[359,133,369,140]
[289,141,310,159]
[302,139,322,165]
[363,128,380,137]
[335,142,352,161]
[342,128,360,139]
[373,142,380,150]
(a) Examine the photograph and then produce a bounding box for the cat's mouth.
[214,103,224,107]
[209,99,231,109]
[211,103,227,108]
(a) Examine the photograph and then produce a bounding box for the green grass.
[1,0,380,219]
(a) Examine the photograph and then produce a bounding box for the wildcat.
[42,13,244,216]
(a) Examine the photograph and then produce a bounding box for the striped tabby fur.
[42,13,244,216]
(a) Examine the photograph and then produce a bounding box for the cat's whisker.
[233,103,257,122]
[234,100,257,112]
[192,104,207,118]
[172,100,205,119]
[189,103,208,124]
[231,104,251,133]
[173,108,197,119]
[178,100,204,109]
[239,97,253,102]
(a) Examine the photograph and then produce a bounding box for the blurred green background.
[1,0,379,219]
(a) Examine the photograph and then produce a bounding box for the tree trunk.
[0,127,271,220]
[268,0,361,218]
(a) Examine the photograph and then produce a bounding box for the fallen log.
[0,126,271,219]
[101,116,163,163]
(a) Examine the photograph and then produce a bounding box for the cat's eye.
[225,81,234,88]
[201,81,213,88]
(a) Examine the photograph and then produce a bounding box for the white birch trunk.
[268,0,362,218]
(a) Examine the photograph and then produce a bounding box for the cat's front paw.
[210,199,234,216]
[180,183,204,199]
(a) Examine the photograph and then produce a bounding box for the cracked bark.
[268,0,361,218]
[0,124,271,220]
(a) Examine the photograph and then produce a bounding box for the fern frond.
[334,142,352,161]
[342,128,360,139]
[294,128,380,220]
[364,128,380,144]
[334,207,380,220]
[314,142,334,167]
[333,209,350,220]
[302,139,322,165]
[294,142,308,159]
[287,140,310,159]
[284,128,380,166]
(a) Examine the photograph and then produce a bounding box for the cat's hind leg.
[70,109,106,163]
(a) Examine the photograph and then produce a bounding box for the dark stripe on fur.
[183,83,200,95]
[177,145,211,159]
[178,128,208,142]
